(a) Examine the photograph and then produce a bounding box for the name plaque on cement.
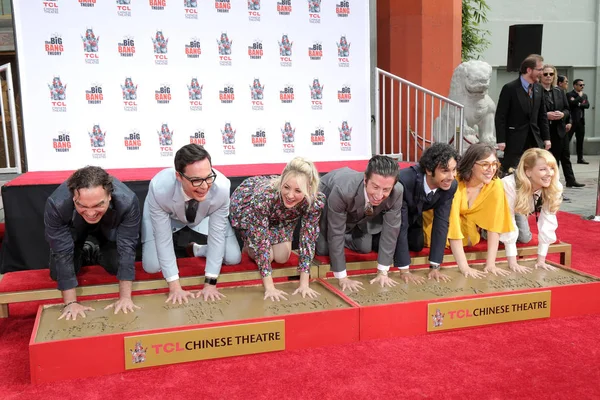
[124,320,286,369]
[34,281,351,343]
[326,260,598,307]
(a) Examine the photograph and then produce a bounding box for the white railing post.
[375,69,380,155]
[375,68,464,161]
[0,64,22,174]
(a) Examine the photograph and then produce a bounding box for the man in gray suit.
[142,144,241,303]
[316,155,403,291]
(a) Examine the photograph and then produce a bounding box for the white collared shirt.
[332,185,391,278]
[499,174,560,257]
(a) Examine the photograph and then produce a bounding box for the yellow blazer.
[424,178,513,247]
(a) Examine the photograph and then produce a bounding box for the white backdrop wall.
[13,0,370,171]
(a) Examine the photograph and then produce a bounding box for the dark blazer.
[495,78,550,167]
[544,86,571,139]
[395,165,457,267]
[44,177,141,291]
[567,90,590,125]
[318,167,403,273]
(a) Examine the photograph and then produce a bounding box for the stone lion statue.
[433,60,496,152]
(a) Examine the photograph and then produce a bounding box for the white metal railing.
[375,68,464,162]
[0,63,21,173]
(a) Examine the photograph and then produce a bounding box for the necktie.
[425,191,434,203]
[186,199,198,223]
[364,202,374,216]
[528,84,533,98]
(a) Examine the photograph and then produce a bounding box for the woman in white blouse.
[500,148,563,272]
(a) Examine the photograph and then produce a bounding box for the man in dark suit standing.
[316,155,403,291]
[44,166,141,321]
[394,143,459,283]
[567,78,590,165]
[541,66,584,187]
[495,54,551,172]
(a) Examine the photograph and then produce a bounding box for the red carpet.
[0,211,599,399]
[0,253,299,293]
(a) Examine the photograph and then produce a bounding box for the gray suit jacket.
[141,167,231,279]
[319,167,403,272]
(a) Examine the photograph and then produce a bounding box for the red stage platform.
[29,280,359,384]
[28,259,600,384]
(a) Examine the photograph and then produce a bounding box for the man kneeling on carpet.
[44,166,141,321]
[499,148,563,272]
[229,157,325,301]
[142,144,241,304]
[394,143,459,284]
[316,155,403,291]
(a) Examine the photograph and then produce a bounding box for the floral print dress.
[229,176,325,277]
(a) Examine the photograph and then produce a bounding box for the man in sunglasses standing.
[567,79,590,165]
[142,144,241,303]
[495,54,551,172]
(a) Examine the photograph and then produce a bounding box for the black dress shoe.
[566,181,585,188]
[577,159,590,164]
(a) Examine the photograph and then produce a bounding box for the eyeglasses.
[577,84,585,87]
[543,72,554,77]
[475,161,500,171]
[534,67,544,72]
[179,169,217,187]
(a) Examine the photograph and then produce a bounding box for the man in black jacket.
[567,79,590,164]
[393,143,458,283]
[542,67,584,187]
[44,166,141,320]
[495,54,551,172]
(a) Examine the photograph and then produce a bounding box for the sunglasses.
[577,84,585,87]
[543,72,554,77]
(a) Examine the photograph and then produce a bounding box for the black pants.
[569,123,585,160]
[172,226,207,257]
[550,131,576,185]
[49,230,119,282]
[501,133,539,173]
[393,222,425,266]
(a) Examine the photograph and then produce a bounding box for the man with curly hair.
[394,143,459,283]
[44,166,141,321]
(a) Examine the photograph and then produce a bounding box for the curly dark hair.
[174,144,212,173]
[419,143,460,177]
[67,166,113,196]
[365,155,399,182]
[457,143,499,182]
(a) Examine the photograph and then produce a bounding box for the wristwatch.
[429,264,441,270]
[204,277,218,285]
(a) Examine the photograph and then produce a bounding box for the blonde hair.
[542,64,558,87]
[272,157,320,205]
[514,148,562,214]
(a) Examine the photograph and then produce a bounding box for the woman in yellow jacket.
[426,143,514,278]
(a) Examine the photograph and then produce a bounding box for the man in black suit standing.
[495,54,551,172]
[567,78,590,165]
[393,143,459,283]
[541,66,584,188]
